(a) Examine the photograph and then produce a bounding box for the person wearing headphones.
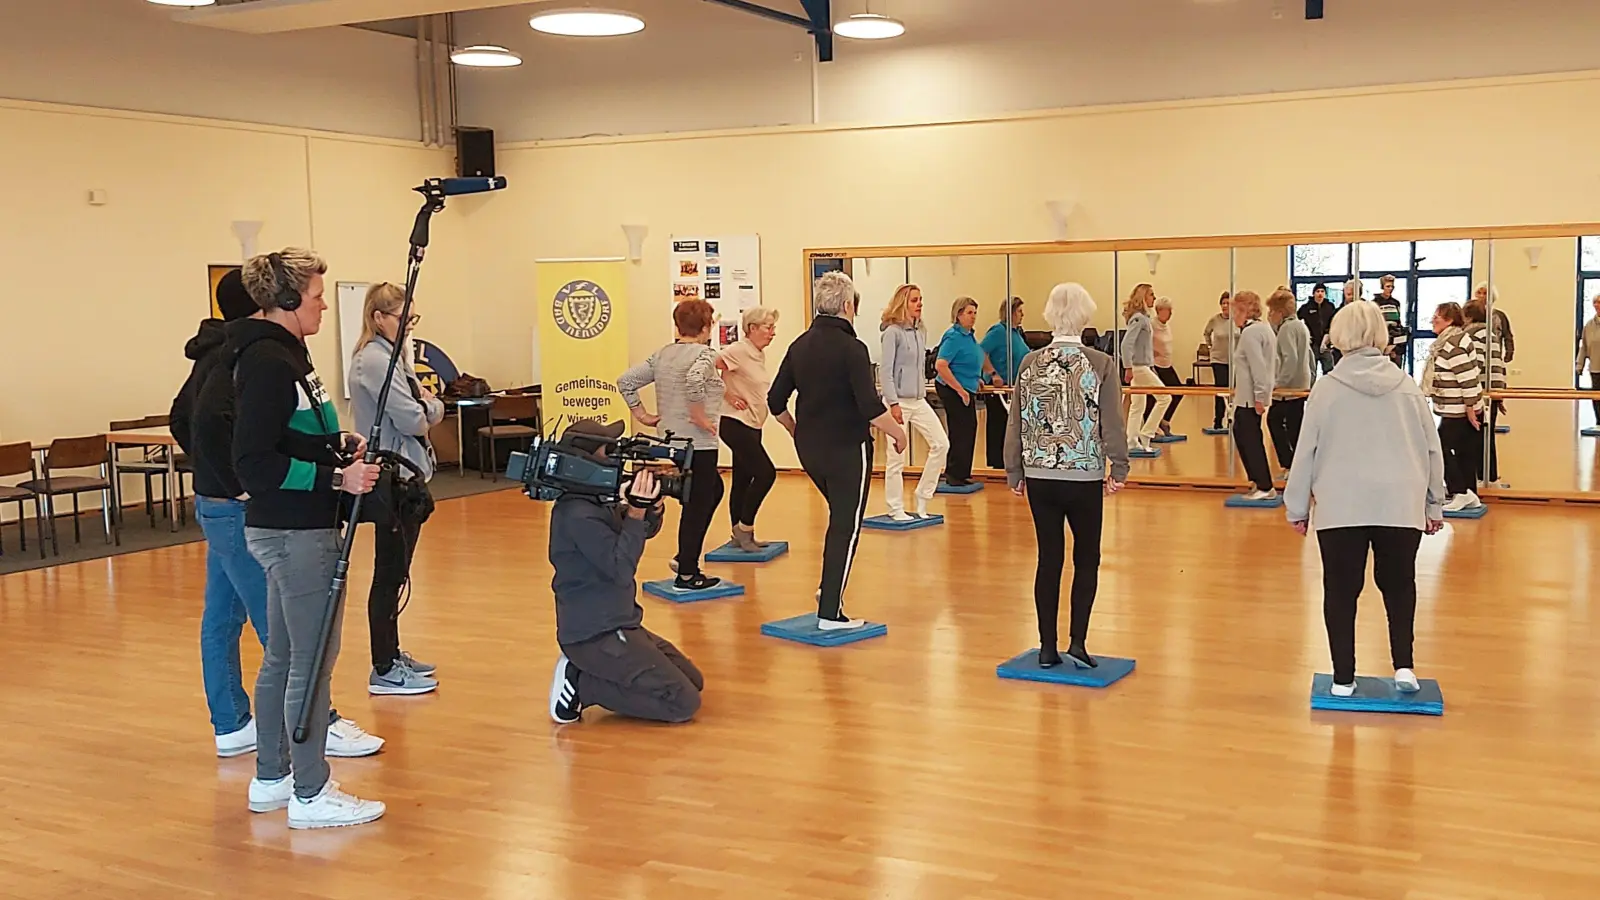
[232,248,385,830]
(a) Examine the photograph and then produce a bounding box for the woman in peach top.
[716,307,780,552]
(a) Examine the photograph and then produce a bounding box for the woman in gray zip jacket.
[879,284,950,520]
[1230,290,1278,499]
[1266,287,1314,471]
[1120,283,1168,453]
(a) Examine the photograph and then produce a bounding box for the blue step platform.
[1443,504,1488,519]
[863,514,944,532]
[996,650,1136,688]
[1494,424,1510,434]
[1225,493,1284,509]
[1128,447,1161,459]
[761,614,887,647]
[936,480,984,495]
[642,579,746,603]
[1203,427,1231,436]
[1583,428,1600,438]
[704,541,789,563]
[1153,434,1189,444]
[1310,674,1443,716]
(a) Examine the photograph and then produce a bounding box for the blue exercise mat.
[1583,428,1600,438]
[862,514,944,532]
[1152,434,1188,444]
[704,541,789,563]
[996,650,1135,688]
[1494,424,1510,434]
[935,480,984,495]
[1203,427,1230,436]
[1128,447,1161,459]
[642,579,746,603]
[1310,674,1443,715]
[760,614,887,647]
[1443,504,1487,519]
[1225,494,1284,508]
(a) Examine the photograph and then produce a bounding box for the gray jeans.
[561,627,703,723]
[247,527,342,799]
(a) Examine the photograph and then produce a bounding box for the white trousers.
[1126,365,1172,445]
[884,398,950,515]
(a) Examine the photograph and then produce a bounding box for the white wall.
[0,0,421,140]
[459,0,1600,141]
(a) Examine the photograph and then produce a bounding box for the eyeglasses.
[383,310,422,327]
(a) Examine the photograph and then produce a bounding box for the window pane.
[1294,283,1330,303]
[1292,243,1350,277]
[1418,275,1471,314]
[1411,337,1434,384]
[1416,239,1473,271]
[1357,241,1411,274]
[1583,277,1600,309]
[1582,237,1600,273]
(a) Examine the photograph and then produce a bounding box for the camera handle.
[292,192,443,744]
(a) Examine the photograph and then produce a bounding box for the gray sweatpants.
[561,627,703,723]
[246,527,342,799]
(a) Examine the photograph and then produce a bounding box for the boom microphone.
[414,176,508,197]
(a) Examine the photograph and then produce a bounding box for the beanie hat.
[215,269,256,322]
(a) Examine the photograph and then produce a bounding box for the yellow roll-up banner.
[535,260,632,437]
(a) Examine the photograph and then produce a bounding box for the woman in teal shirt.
[980,297,1031,467]
[935,297,1003,486]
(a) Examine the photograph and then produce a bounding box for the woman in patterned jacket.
[1003,283,1131,670]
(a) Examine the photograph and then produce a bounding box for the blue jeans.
[196,497,270,735]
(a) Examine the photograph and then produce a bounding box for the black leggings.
[1210,364,1230,428]
[368,514,422,674]
[1026,478,1104,648]
[1317,525,1421,685]
[984,394,1009,469]
[1267,398,1305,470]
[1232,406,1273,492]
[720,417,775,529]
[676,449,724,577]
[1144,365,1183,423]
[937,383,978,483]
[1438,416,1478,496]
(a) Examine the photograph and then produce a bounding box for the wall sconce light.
[622,224,648,263]
[231,220,263,261]
[1524,245,1543,269]
[1045,199,1077,242]
[1145,252,1161,275]
[950,256,960,276]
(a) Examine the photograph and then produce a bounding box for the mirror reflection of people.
[1230,290,1278,500]
[980,297,1030,468]
[880,284,950,521]
[1148,296,1184,437]
[1004,282,1128,670]
[1299,282,1339,375]
[547,434,703,726]
[1462,296,1508,490]
[1475,282,1516,364]
[715,306,780,553]
[934,297,1003,486]
[1120,284,1169,453]
[1422,301,1480,511]
[1285,300,1445,698]
[349,283,445,697]
[768,272,908,631]
[1373,275,1406,367]
[1202,292,1235,430]
[1266,288,1313,474]
[1577,293,1600,423]
[618,299,726,592]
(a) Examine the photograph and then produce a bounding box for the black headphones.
[267,252,302,312]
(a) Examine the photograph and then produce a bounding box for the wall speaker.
[456,127,496,178]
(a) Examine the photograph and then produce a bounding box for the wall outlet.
[1509,367,1523,377]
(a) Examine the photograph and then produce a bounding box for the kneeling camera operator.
[508,420,704,725]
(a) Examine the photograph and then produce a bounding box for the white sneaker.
[287,780,385,830]
[1394,669,1421,693]
[1461,490,1482,509]
[1444,491,1480,512]
[216,719,257,758]
[889,511,914,523]
[817,616,867,632]
[1330,681,1357,698]
[325,718,384,758]
[1242,489,1276,502]
[248,774,293,813]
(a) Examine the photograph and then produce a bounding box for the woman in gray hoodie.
[879,284,950,520]
[1266,288,1313,472]
[1284,300,1445,698]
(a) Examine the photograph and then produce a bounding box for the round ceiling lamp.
[146,0,217,6]
[529,9,645,37]
[833,12,905,40]
[450,45,524,68]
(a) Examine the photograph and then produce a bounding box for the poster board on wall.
[335,281,372,399]
[207,264,240,320]
[669,235,761,351]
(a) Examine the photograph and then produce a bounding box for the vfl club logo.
[552,280,613,340]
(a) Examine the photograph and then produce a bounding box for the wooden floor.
[4,478,1600,899]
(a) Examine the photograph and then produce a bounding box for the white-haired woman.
[1578,293,1600,424]
[1230,290,1277,500]
[1004,283,1129,670]
[1148,296,1184,437]
[1121,284,1169,453]
[716,306,780,552]
[880,284,950,521]
[1285,300,1445,698]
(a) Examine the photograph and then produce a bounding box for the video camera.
[507,429,695,505]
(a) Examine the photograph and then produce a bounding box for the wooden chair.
[19,436,119,554]
[0,442,43,558]
[476,394,540,479]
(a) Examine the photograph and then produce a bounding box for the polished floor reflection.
[3,480,1599,898]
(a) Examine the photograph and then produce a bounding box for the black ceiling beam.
[701,0,834,62]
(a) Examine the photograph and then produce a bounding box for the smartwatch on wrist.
[331,469,344,492]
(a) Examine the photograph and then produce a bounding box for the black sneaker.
[674,573,722,591]
[1065,642,1098,669]
[548,655,582,724]
[1038,646,1063,668]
